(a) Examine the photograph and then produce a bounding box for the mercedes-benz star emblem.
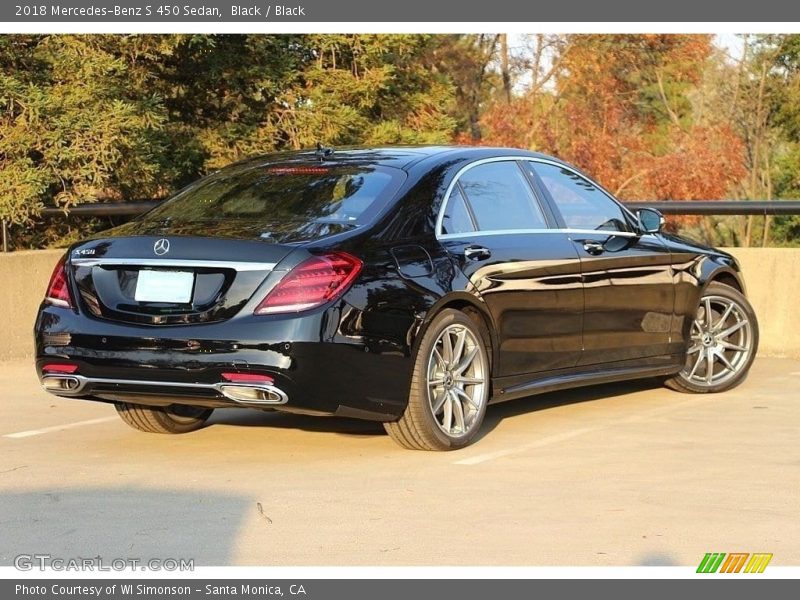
[153,238,170,256]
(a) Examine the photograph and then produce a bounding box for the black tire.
[115,403,213,434]
[665,282,759,394]
[384,308,490,451]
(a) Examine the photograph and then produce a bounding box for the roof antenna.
[315,143,334,161]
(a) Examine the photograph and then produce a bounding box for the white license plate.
[134,270,194,303]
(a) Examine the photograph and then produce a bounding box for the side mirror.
[636,207,665,234]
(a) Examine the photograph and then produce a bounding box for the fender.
[659,233,746,296]
[408,289,500,375]
[698,260,747,296]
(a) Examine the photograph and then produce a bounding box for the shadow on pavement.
[204,377,664,442]
[635,552,681,566]
[208,409,385,436]
[477,377,664,440]
[0,488,249,566]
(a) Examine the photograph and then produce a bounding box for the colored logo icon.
[697,552,773,573]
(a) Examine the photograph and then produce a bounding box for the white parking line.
[455,396,702,465]
[2,416,117,439]
[454,427,597,465]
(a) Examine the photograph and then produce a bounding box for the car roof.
[228,146,571,172]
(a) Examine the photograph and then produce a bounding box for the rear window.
[141,163,404,238]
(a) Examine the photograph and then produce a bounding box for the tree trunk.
[500,34,512,104]
[745,216,754,247]
[762,156,773,247]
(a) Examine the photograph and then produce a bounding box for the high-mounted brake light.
[45,254,73,308]
[267,167,329,175]
[254,252,363,315]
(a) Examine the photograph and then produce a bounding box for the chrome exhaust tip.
[42,375,82,393]
[217,383,288,405]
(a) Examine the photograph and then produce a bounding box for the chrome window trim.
[438,228,639,241]
[70,258,277,272]
[435,156,639,239]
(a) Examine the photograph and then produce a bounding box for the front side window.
[530,163,631,233]
[446,161,547,233]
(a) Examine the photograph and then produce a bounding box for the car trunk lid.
[69,236,293,325]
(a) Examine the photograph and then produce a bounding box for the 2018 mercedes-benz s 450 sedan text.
[35,147,759,450]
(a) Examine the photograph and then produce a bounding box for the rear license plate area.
[134,270,195,303]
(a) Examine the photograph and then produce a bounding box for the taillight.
[45,254,73,308]
[254,252,363,315]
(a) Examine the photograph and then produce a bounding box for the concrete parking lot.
[0,357,798,567]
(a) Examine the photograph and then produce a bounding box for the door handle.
[582,240,605,256]
[464,245,491,261]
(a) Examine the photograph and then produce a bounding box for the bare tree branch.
[655,69,682,128]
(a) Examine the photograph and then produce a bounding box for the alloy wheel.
[426,323,487,437]
[680,294,754,388]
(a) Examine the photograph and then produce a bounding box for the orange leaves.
[640,126,746,200]
[470,34,745,202]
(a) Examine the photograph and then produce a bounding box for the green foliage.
[759,34,800,246]
[0,34,457,243]
[268,35,456,148]
[0,36,166,224]
[4,33,800,249]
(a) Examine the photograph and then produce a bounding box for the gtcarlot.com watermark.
[14,554,194,572]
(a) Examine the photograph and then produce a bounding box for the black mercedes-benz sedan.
[35,146,759,450]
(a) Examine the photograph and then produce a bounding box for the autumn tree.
[3,33,798,249]
[430,34,500,141]
[477,35,746,205]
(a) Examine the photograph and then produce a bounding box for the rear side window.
[455,161,547,232]
[142,164,403,231]
[441,186,475,234]
[530,163,631,233]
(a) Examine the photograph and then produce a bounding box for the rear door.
[527,161,676,366]
[438,159,583,377]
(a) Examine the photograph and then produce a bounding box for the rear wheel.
[115,403,213,434]
[665,282,758,394]
[385,309,490,451]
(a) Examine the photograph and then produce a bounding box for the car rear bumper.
[40,372,289,406]
[34,302,412,421]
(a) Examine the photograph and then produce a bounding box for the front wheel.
[385,308,490,451]
[665,282,758,394]
[115,403,213,434]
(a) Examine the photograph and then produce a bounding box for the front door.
[527,161,676,366]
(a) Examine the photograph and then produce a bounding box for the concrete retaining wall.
[0,249,63,360]
[726,248,800,359]
[0,247,797,360]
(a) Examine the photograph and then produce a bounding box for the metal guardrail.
[3,200,800,252]
[624,201,800,215]
[32,199,800,218]
[39,201,162,217]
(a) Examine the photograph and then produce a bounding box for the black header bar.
[3,0,800,23]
